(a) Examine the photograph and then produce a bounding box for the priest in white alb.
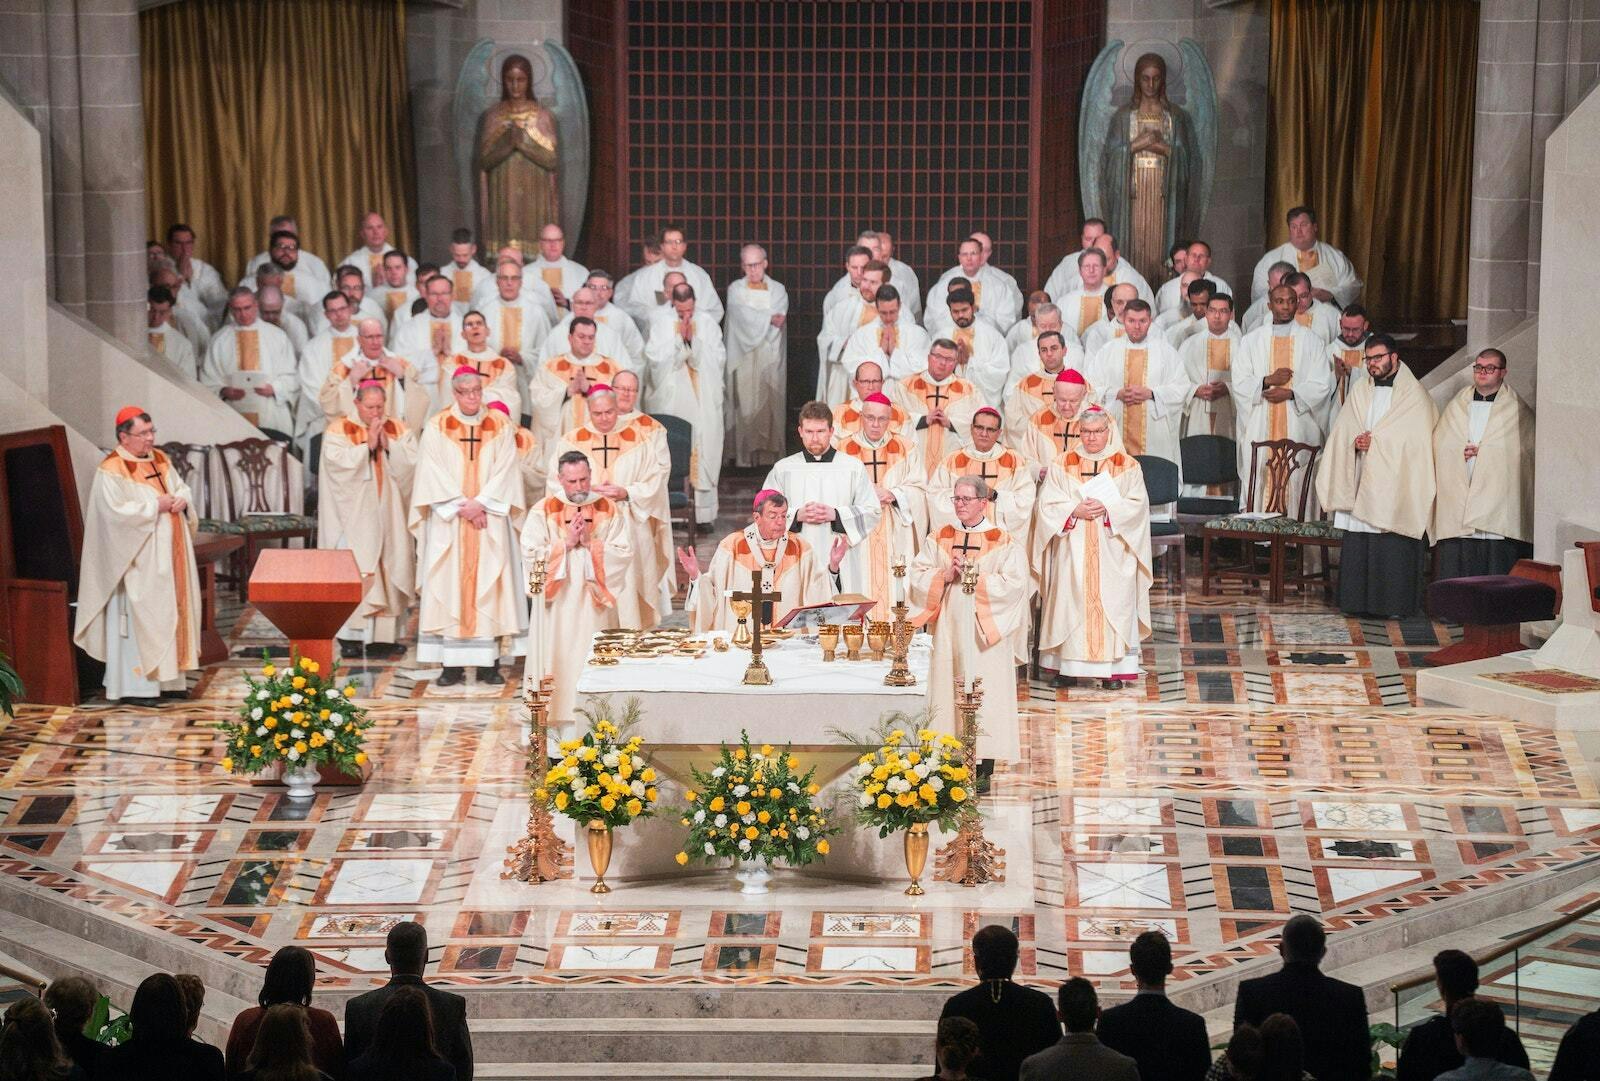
[528,223,590,308]
[943,287,1012,406]
[1154,240,1231,317]
[448,310,522,419]
[202,287,299,437]
[680,489,843,633]
[296,290,361,448]
[1287,272,1339,343]
[530,316,623,447]
[389,275,464,408]
[549,384,674,629]
[761,400,881,596]
[821,244,873,322]
[910,475,1028,762]
[146,285,198,379]
[478,259,553,411]
[643,283,727,519]
[1033,407,1152,688]
[73,407,201,702]
[1004,331,1083,439]
[319,318,431,432]
[1086,299,1189,463]
[1250,206,1362,307]
[1179,291,1241,439]
[835,394,923,618]
[521,450,633,730]
[539,286,630,365]
[1081,282,1139,359]
[723,244,789,468]
[888,340,982,479]
[410,367,527,687]
[1232,285,1333,511]
[342,212,415,288]
[816,260,887,403]
[840,284,930,384]
[925,237,1023,331]
[1431,348,1535,578]
[1322,304,1372,433]
[319,382,418,658]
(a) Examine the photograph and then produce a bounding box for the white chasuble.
[319,417,418,643]
[685,526,834,634]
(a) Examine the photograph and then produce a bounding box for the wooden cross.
[860,448,890,483]
[459,426,483,461]
[142,465,168,493]
[593,433,622,469]
[730,565,782,685]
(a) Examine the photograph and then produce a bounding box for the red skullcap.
[115,405,145,427]
[752,488,782,511]
[974,406,1001,422]
[452,365,480,380]
[485,400,510,416]
[357,379,386,390]
[1055,369,1086,385]
[862,392,892,407]
[586,383,614,396]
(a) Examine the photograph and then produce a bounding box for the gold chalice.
[730,599,753,649]
[867,621,891,661]
[819,623,841,662]
[842,622,864,661]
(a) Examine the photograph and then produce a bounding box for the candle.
[892,559,906,606]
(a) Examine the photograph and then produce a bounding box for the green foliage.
[0,649,23,718]
[86,994,132,1046]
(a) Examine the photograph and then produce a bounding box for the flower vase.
[903,822,930,896]
[282,763,320,800]
[736,857,773,895]
[585,821,613,894]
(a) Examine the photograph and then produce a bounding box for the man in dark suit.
[1098,931,1211,1081]
[344,921,474,1081]
[1233,915,1368,1081]
[1019,978,1141,1081]
[1397,950,1529,1081]
[941,924,1062,1081]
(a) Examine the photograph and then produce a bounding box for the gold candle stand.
[935,676,1005,886]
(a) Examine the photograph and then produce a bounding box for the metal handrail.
[1388,894,1600,995]
[0,958,46,995]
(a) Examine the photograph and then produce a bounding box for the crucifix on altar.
[730,565,781,686]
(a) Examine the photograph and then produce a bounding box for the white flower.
[712,766,726,777]
[291,729,305,739]
[255,726,268,736]
[630,755,644,770]
[741,814,755,825]
[797,826,811,839]
[570,777,585,791]
[328,713,342,725]
[323,728,335,740]
[630,780,646,797]
[927,776,944,792]
[327,688,341,699]
[887,777,910,794]
[601,751,620,768]
[787,781,800,793]
[287,748,301,761]
[250,707,264,721]
[737,838,751,852]
[714,814,728,828]
[733,784,749,797]
[693,809,705,823]
[853,762,872,778]
[290,693,303,705]
[256,690,271,701]
[858,793,873,808]
[704,842,715,855]
[911,766,926,781]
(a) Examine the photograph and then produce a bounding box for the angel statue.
[1079,42,1216,286]
[454,42,590,253]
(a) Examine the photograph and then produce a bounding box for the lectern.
[247,549,362,673]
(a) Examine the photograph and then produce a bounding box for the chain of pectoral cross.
[142,465,168,493]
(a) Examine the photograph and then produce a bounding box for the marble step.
[475,1064,927,1080]
[467,1015,936,1065]
[451,986,951,1020]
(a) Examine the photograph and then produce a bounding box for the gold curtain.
[140,0,416,286]
[1267,0,1477,324]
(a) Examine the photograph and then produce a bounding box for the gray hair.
[1079,410,1112,431]
[953,474,992,501]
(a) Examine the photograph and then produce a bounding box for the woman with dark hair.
[226,946,345,1079]
[1205,1025,1265,1081]
[236,1004,330,1081]
[0,996,81,1081]
[99,973,225,1081]
[41,977,104,1077]
[1258,1014,1316,1081]
[915,1015,987,1081]
[347,986,454,1081]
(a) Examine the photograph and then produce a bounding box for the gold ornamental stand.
[935,677,1006,886]
[731,566,780,686]
[883,562,917,687]
[502,559,573,884]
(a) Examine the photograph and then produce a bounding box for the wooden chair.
[159,441,215,521]
[1175,434,1239,530]
[213,438,317,600]
[1200,439,1341,604]
[1134,454,1184,587]
[656,413,698,545]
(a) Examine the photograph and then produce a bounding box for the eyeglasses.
[970,424,1001,435]
[952,495,984,504]
[1364,351,1392,362]
[1471,364,1504,374]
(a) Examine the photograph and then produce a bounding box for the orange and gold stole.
[108,450,196,670]
[1061,450,1135,662]
[542,493,617,609]
[1121,347,1149,455]
[1077,294,1103,336]
[1268,335,1297,441]
[1335,346,1361,405]
[236,329,261,425]
[452,268,474,303]
[500,306,523,351]
[1205,338,1233,435]
[541,266,563,293]
[915,523,1009,641]
[1296,247,1320,273]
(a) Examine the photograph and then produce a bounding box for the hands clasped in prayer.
[1262,365,1295,404]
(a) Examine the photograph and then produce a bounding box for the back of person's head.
[43,976,98,1046]
[935,1016,982,1076]
[260,945,317,1008]
[1224,1024,1265,1081]
[0,996,68,1080]
[1433,948,1479,1002]
[1057,977,1098,1033]
[246,1004,320,1081]
[971,924,1019,980]
[1452,999,1508,1058]
[386,920,428,975]
[1258,1013,1306,1081]
[129,973,189,1045]
[369,985,438,1069]
[1279,914,1326,964]
[1128,930,1174,986]
[173,973,204,1036]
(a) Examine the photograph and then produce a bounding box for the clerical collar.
[456,407,485,423]
[801,447,837,464]
[1372,374,1397,388]
[1473,390,1499,402]
[959,517,995,532]
[1271,322,1293,336]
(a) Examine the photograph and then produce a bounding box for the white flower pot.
[736,857,773,895]
[282,763,320,800]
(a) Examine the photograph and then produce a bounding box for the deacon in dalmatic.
[1033,407,1152,689]
[74,407,201,702]
[910,475,1028,763]
[723,244,789,468]
[319,382,418,658]
[410,367,527,687]
[549,384,674,630]
[1232,284,1331,510]
[680,489,843,634]
[835,394,923,619]
[1431,348,1535,578]
[521,450,633,728]
[761,401,881,597]
[1315,334,1438,618]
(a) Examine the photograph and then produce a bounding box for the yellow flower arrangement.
[216,651,371,778]
[539,704,657,831]
[675,730,836,869]
[852,726,971,837]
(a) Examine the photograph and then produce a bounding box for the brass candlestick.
[884,562,917,687]
[935,676,1005,886]
[503,558,574,884]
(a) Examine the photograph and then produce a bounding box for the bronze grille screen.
[568,0,1102,422]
